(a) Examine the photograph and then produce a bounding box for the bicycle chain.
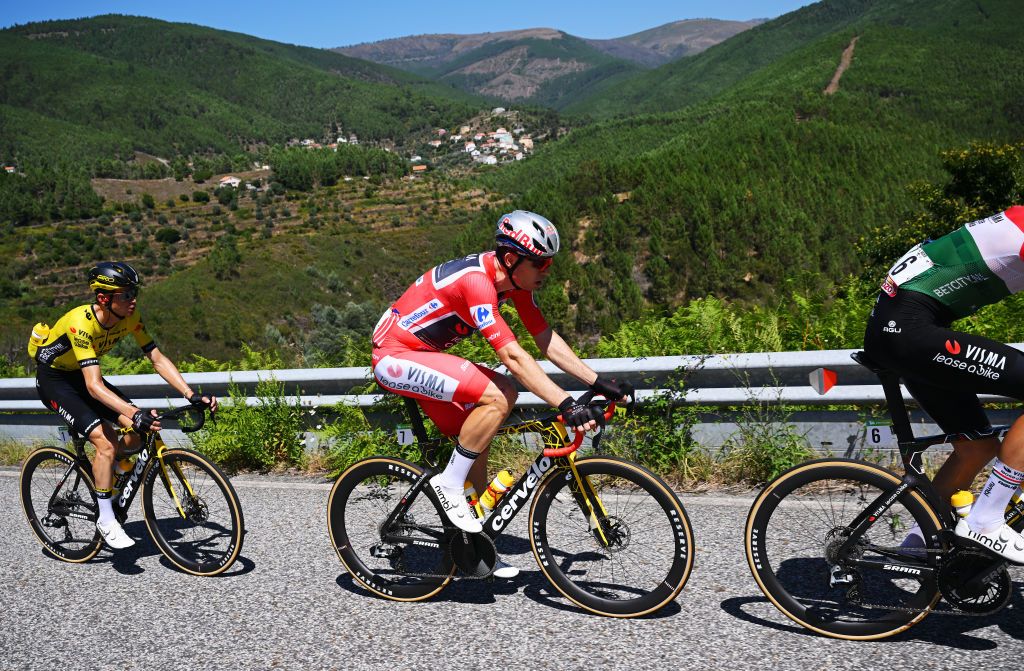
[842,545,1009,617]
[388,524,495,581]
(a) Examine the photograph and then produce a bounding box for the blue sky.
[1,1,816,48]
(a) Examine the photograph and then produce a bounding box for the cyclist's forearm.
[542,330,597,386]
[499,345,570,407]
[148,349,193,399]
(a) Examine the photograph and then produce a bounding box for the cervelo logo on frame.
[471,304,496,329]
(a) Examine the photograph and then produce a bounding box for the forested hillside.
[468,0,1024,335]
[1,16,479,164]
[2,0,1022,373]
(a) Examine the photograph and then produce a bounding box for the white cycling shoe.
[429,475,482,534]
[955,519,1024,564]
[493,557,520,579]
[96,520,135,550]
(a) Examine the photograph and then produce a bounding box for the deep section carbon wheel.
[142,448,244,576]
[745,458,944,640]
[328,456,455,601]
[529,456,694,617]
[20,446,102,562]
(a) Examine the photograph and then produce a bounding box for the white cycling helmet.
[495,210,560,258]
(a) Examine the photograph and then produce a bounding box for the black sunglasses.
[111,286,139,301]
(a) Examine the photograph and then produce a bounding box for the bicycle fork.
[564,455,614,547]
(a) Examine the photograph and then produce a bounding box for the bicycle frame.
[52,405,209,525]
[378,397,617,552]
[833,353,1018,573]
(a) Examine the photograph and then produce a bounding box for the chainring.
[937,549,1012,615]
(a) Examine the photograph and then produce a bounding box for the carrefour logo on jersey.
[471,304,496,329]
[398,300,442,330]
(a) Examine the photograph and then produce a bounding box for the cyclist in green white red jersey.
[32,262,217,550]
[865,205,1024,562]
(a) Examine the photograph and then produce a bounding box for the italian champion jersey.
[35,304,156,371]
[884,206,1024,318]
[372,251,550,352]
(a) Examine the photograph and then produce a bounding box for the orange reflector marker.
[810,367,837,395]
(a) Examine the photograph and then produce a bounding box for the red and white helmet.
[495,210,560,258]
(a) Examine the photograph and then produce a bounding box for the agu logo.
[946,340,961,355]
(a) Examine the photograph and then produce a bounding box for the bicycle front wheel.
[745,458,943,640]
[20,446,102,562]
[328,456,455,602]
[530,456,694,617]
[142,448,244,576]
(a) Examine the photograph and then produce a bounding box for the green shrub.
[189,380,305,471]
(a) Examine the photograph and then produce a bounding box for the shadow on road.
[332,532,683,617]
[722,587,1024,648]
[44,520,256,577]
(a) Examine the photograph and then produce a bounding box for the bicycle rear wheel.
[142,448,244,576]
[20,446,102,562]
[328,456,455,601]
[530,456,694,617]
[745,458,943,640]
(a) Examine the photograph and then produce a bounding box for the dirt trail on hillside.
[824,36,859,95]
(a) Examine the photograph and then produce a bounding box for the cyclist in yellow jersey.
[32,262,217,549]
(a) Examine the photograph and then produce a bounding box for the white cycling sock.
[96,490,115,526]
[437,443,478,491]
[966,459,1024,533]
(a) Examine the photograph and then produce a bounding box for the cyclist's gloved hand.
[187,391,216,412]
[589,375,633,401]
[558,397,604,432]
[131,409,158,433]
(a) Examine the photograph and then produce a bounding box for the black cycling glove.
[131,409,157,433]
[589,375,632,401]
[558,397,603,432]
[187,392,212,410]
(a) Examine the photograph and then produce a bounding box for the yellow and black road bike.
[20,405,244,576]
[328,392,694,617]
[746,350,1024,640]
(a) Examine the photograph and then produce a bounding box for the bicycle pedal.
[370,543,400,560]
[829,564,856,587]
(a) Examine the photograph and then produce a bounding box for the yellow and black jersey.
[35,304,156,371]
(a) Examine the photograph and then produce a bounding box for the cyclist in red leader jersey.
[371,211,630,561]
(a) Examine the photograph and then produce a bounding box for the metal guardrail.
[3,346,1022,411]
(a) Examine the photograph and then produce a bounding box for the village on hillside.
[282,107,549,178]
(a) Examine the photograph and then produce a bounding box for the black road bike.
[328,393,695,617]
[21,405,244,576]
[745,350,1024,639]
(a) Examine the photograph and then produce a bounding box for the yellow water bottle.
[951,490,974,518]
[479,470,515,514]
[464,481,483,519]
[27,323,49,358]
[112,457,134,498]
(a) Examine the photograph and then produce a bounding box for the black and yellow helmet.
[88,262,141,293]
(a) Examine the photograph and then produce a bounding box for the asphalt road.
[1,467,1022,671]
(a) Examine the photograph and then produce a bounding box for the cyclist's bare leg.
[996,414,1024,471]
[930,437,1000,509]
[88,422,122,491]
[459,376,517,492]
